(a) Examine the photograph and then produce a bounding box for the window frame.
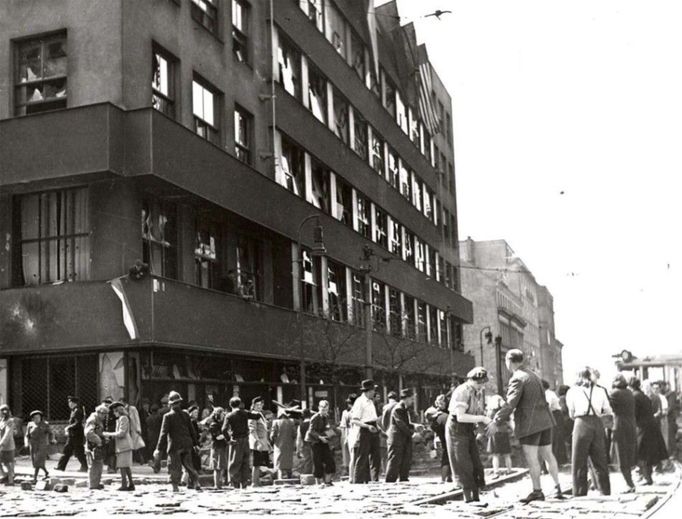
[234,104,253,164]
[191,0,220,37]
[232,0,249,63]
[152,44,177,118]
[192,76,221,145]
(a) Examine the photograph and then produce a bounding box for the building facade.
[0,0,473,420]
[459,238,563,392]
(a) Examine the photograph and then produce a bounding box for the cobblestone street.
[0,457,678,518]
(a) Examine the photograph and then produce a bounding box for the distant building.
[459,238,564,392]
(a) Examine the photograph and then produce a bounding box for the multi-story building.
[0,0,473,419]
[459,238,563,392]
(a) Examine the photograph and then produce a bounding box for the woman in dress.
[24,410,56,482]
[628,377,668,485]
[271,410,297,479]
[103,402,134,491]
[610,374,637,492]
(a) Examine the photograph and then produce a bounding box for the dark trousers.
[385,438,412,482]
[169,448,199,487]
[446,428,484,491]
[572,416,611,496]
[57,438,87,470]
[228,437,250,488]
[351,429,371,483]
[311,442,335,478]
[369,432,381,481]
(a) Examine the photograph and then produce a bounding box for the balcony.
[0,276,473,377]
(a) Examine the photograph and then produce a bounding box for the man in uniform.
[56,396,88,472]
[490,349,563,503]
[446,367,491,506]
[385,388,415,482]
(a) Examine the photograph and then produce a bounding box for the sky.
[380,0,682,383]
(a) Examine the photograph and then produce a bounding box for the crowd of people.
[0,348,678,508]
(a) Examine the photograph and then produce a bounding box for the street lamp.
[294,214,327,407]
[479,325,492,366]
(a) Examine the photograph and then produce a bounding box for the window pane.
[278,35,301,99]
[333,89,349,144]
[203,88,214,126]
[152,53,170,96]
[18,42,42,83]
[309,159,330,213]
[44,39,67,77]
[308,64,327,124]
[192,81,203,118]
[325,1,346,58]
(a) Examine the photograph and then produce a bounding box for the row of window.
[275,130,459,292]
[276,29,453,233]
[190,0,250,64]
[294,0,454,171]
[10,186,458,350]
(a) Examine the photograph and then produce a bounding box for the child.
[24,410,56,483]
[487,393,512,477]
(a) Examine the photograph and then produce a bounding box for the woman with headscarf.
[566,367,612,496]
[0,404,15,485]
[24,410,56,483]
[103,401,135,491]
[610,374,637,492]
[628,377,668,485]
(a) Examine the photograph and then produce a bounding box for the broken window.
[374,205,388,249]
[350,30,366,82]
[399,163,411,201]
[439,309,448,347]
[232,0,249,63]
[15,33,67,116]
[371,279,386,332]
[194,219,218,289]
[352,109,368,160]
[152,46,175,118]
[309,157,331,213]
[278,134,305,196]
[388,287,402,337]
[356,193,371,239]
[236,233,263,301]
[437,255,444,284]
[307,0,324,32]
[191,0,218,35]
[307,62,328,124]
[409,108,420,147]
[324,0,346,59]
[403,229,414,264]
[427,245,437,278]
[327,259,347,322]
[350,270,365,327]
[429,305,438,345]
[396,91,408,134]
[389,219,402,256]
[332,87,349,145]
[142,197,178,279]
[278,34,301,99]
[423,185,433,220]
[411,174,422,212]
[300,248,318,314]
[423,128,432,163]
[382,71,396,118]
[404,295,416,340]
[417,301,427,342]
[192,78,220,144]
[369,128,385,175]
[387,147,399,189]
[14,188,89,286]
[415,236,425,272]
[234,105,252,164]
[334,175,353,226]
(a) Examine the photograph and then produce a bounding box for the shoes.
[194,485,203,492]
[117,486,133,491]
[553,486,565,499]
[622,487,636,494]
[520,490,545,504]
[128,484,135,491]
[466,501,488,508]
[172,485,180,493]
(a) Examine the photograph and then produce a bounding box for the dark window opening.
[142,197,178,279]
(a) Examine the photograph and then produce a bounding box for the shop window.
[387,147,399,188]
[191,0,219,35]
[334,175,352,226]
[417,301,427,342]
[389,219,402,256]
[15,33,67,116]
[350,30,365,82]
[192,77,220,144]
[355,193,371,239]
[411,174,422,212]
[352,109,368,160]
[277,134,305,196]
[277,34,301,99]
[371,279,386,332]
[327,260,347,322]
[234,105,252,164]
[370,128,385,175]
[309,157,331,213]
[332,88,349,145]
[429,305,438,345]
[399,163,411,201]
[152,45,176,118]
[142,198,178,279]
[14,187,89,286]
[404,295,416,340]
[388,287,402,337]
[373,205,387,249]
[324,0,346,58]
[307,62,327,124]
[350,271,365,327]
[232,0,249,63]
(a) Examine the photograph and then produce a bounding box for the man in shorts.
[490,349,564,503]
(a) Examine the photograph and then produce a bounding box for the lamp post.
[479,325,492,367]
[494,335,503,392]
[294,215,327,407]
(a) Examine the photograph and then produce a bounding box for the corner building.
[0,0,473,420]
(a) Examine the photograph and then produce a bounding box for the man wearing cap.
[489,349,563,503]
[446,367,491,506]
[56,396,88,472]
[223,396,262,488]
[349,379,379,484]
[385,388,416,482]
[153,391,201,492]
